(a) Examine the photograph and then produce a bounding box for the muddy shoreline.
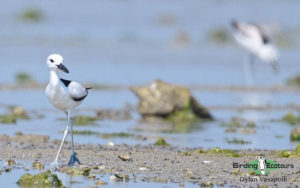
[0,134,299,187]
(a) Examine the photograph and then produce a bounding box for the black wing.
[60,78,71,87]
[262,34,271,44]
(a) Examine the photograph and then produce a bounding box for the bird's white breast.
[46,83,80,112]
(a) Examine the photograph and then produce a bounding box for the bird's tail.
[85,87,92,90]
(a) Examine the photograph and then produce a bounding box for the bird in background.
[45,54,91,167]
[231,20,279,84]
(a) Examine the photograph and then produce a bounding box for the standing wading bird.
[45,54,91,167]
[231,20,279,84]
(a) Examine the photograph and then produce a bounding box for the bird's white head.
[47,54,69,73]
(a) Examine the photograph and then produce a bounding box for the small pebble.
[110,175,118,182]
[88,174,96,180]
[95,180,107,185]
[32,160,44,170]
[99,165,105,170]
[12,106,28,118]
[110,172,129,182]
[118,154,131,161]
[4,167,11,172]
[5,159,16,166]
[107,141,114,146]
[139,167,147,171]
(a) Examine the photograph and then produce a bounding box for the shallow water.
[0,162,210,188]
[1,0,300,152]
[0,0,300,86]
[0,89,299,150]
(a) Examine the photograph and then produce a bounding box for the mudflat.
[0,134,299,187]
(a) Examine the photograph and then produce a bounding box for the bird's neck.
[49,70,60,85]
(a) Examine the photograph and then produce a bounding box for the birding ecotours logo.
[233,155,294,175]
[248,155,277,175]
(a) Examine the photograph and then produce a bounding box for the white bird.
[258,155,267,175]
[231,20,279,74]
[45,54,91,166]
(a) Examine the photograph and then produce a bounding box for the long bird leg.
[244,54,255,86]
[51,112,70,167]
[68,111,81,166]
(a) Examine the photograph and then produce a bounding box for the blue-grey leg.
[244,54,255,86]
[51,113,70,167]
[68,112,80,166]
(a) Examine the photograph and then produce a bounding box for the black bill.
[57,63,69,73]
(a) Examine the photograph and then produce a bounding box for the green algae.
[231,169,240,175]
[221,118,241,128]
[73,116,97,125]
[226,138,252,145]
[246,121,256,128]
[164,102,210,133]
[0,114,17,124]
[166,96,212,125]
[32,161,44,170]
[101,132,134,139]
[280,150,291,158]
[225,127,237,133]
[222,118,256,128]
[154,137,170,146]
[290,129,300,141]
[259,185,268,188]
[282,112,300,125]
[15,72,36,85]
[182,151,193,156]
[222,118,256,135]
[19,8,44,22]
[0,107,30,124]
[73,130,100,136]
[286,75,300,87]
[17,170,63,187]
[200,181,213,187]
[296,143,300,152]
[167,103,199,123]
[209,147,240,157]
[279,144,300,158]
[66,167,91,176]
[207,28,230,45]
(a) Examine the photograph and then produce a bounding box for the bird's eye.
[50,59,54,63]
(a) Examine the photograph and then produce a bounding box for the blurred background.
[1,0,300,150]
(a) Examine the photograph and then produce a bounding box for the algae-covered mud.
[0,135,299,187]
